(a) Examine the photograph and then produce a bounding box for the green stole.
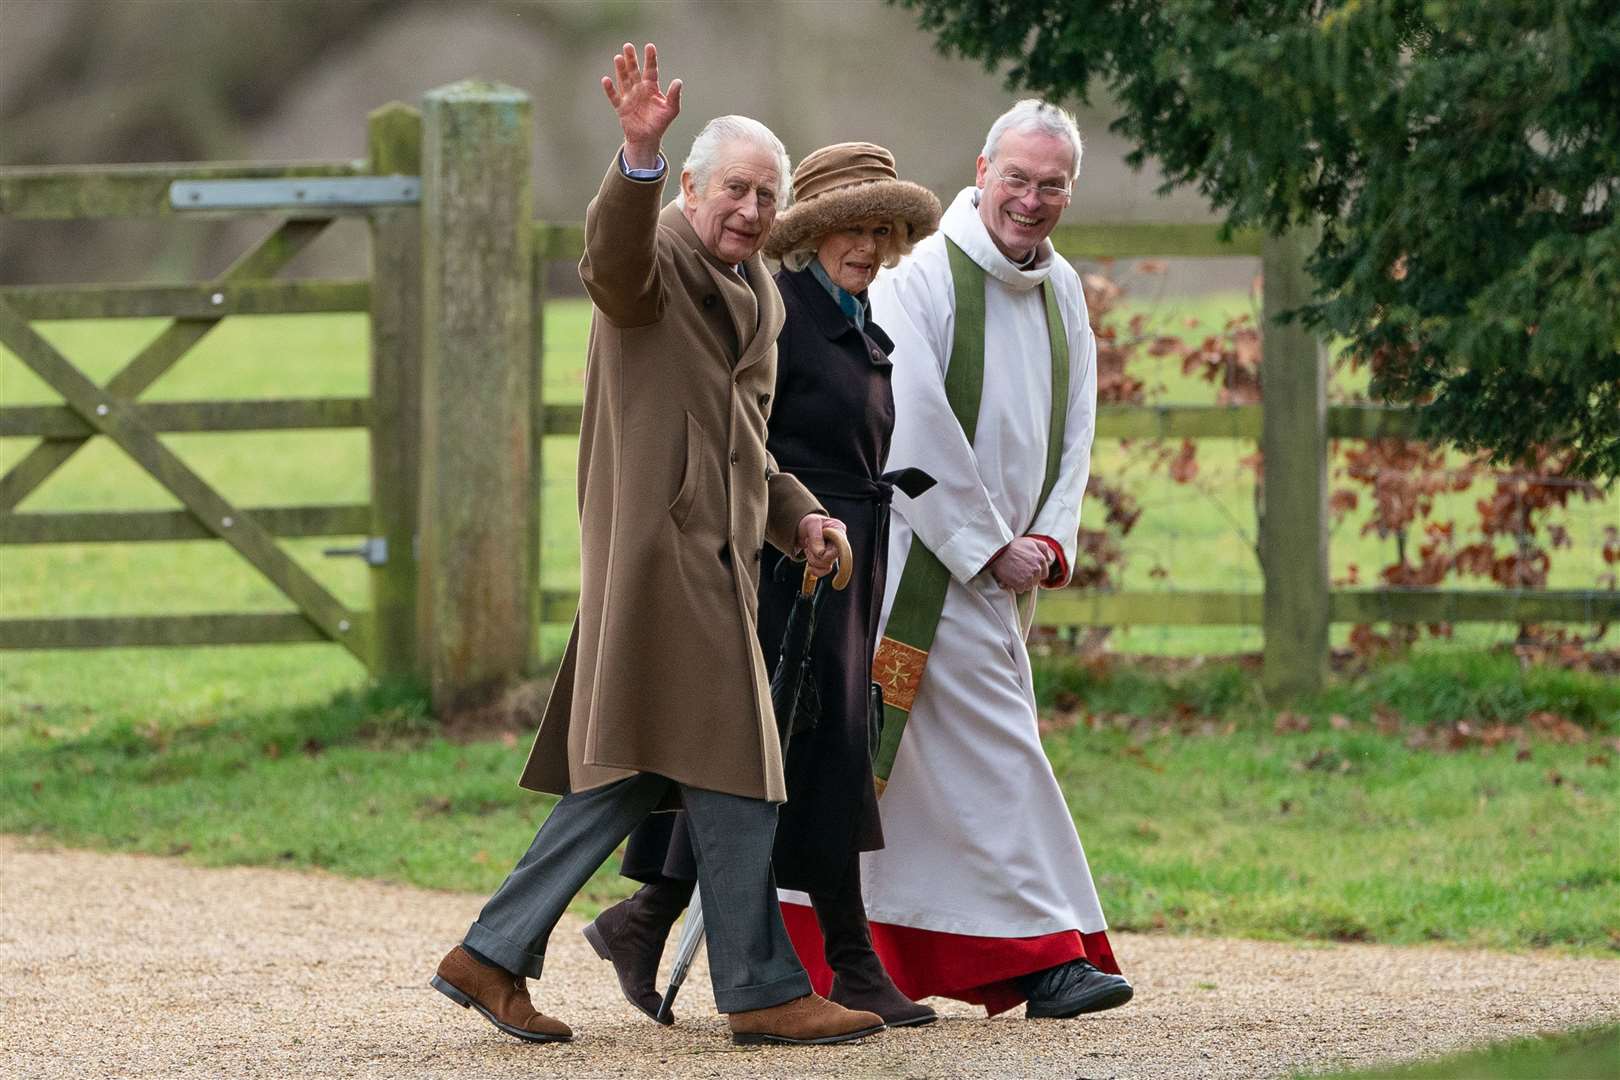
[871,237,1070,792]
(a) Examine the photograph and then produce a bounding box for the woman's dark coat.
[623,264,898,894]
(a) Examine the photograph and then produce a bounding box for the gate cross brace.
[0,298,368,662]
[0,218,330,511]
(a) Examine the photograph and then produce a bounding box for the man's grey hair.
[678,115,793,208]
[981,99,1084,181]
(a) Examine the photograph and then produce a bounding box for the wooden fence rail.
[2,83,1613,708]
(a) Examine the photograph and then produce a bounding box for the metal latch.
[170,177,421,211]
[323,537,388,566]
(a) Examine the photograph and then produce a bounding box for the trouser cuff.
[712,967,812,1014]
[464,921,544,980]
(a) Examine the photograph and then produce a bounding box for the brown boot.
[432,945,572,1043]
[811,869,937,1028]
[581,877,695,1024]
[727,992,885,1045]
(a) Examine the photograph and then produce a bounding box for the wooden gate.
[0,199,381,666]
[0,86,539,708]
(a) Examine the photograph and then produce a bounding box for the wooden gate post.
[1259,227,1330,699]
[367,102,424,680]
[418,81,534,712]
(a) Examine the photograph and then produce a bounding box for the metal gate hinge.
[322,537,388,566]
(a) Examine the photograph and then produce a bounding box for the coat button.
[703,294,719,309]
[764,467,774,481]
[730,450,740,466]
[871,347,885,361]
[758,393,770,409]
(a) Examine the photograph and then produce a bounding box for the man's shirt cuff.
[619,149,667,181]
[1031,534,1068,588]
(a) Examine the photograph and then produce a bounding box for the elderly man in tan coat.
[431,44,885,1049]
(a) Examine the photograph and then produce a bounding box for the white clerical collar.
[948,187,1054,290]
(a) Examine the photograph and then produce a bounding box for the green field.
[2,293,1611,662]
[1307,1022,1620,1079]
[3,646,1616,950]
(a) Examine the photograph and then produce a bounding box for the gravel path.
[2,835,1616,1079]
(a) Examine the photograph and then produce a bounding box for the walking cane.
[655,528,854,1023]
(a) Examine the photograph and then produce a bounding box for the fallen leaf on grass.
[1445,722,1478,751]
[1586,754,1612,768]
[1329,713,1352,730]
[1373,705,1403,734]
[1274,711,1313,734]
[1121,744,1166,772]
[1296,747,1352,773]
[1515,748,1534,762]
[1546,769,1565,787]
[1529,710,1588,744]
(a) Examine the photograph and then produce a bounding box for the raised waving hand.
[601,42,682,171]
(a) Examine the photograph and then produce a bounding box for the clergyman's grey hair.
[678,115,793,208]
[981,99,1084,181]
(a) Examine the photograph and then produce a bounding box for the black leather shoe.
[1020,958,1133,1019]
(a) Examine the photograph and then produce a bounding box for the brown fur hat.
[765,142,941,260]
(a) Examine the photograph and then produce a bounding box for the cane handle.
[800,528,855,594]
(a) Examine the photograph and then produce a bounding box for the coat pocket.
[667,411,705,531]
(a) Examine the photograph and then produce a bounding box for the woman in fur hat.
[587,143,943,1029]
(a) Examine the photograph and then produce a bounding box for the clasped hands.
[990,536,1054,594]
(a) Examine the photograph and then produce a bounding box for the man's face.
[974,127,1074,262]
[681,140,781,265]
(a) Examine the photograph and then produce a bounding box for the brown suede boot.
[811,872,937,1028]
[727,992,885,1045]
[432,945,572,1043]
[581,877,695,1024]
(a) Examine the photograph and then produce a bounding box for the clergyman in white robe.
[779,183,1121,1015]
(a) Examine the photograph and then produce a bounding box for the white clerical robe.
[782,187,1105,942]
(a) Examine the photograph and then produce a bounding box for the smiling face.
[680,139,781,265]
[814,218,893,294]
[974,126,1075,263]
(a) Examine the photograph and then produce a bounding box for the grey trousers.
[462,773,811,1013]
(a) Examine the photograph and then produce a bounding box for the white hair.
[677,115,793,209]
[982,99,1084,181]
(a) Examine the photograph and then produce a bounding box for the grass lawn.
[4,646,1616,950]
[1306,1022,1620,1079]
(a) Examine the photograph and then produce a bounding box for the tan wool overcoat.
[519,157,821,803]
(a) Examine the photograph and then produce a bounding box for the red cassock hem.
[780,900,1122,1017]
